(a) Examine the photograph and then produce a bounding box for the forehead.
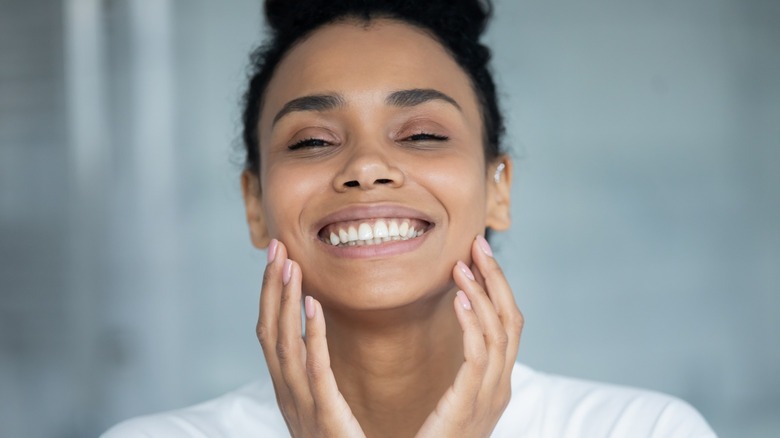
[259,18,481,130]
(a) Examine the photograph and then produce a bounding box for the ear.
[241,170,271,249]
[485,156,512,231]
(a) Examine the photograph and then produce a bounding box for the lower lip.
[317,232,430,259]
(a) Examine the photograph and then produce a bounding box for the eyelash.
[405,132,449,142]
[287,132,449,150]
[288,137,331,150]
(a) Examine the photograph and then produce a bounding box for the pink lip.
[318,231,430,259]
[312,204,435,259]
[312,204,434,233]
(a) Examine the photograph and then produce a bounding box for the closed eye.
[406,132,449,142]
[288,137,331,150]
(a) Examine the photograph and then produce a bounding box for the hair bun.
[263,0,492,40]
[263,0,315,35]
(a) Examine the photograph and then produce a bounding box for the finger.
[277,259,314,409]
[470,236,517,313]
[304,299,348,414]
[471,235,524,383]
[450,290,487,402]
[471,236,522,337]
[454,261,507,351]
[453,261,508,390]
[257,239,287,379]
[304,297,336,402]
[257,240,300,415]
[304,298,366,435]
[471,260,487,292]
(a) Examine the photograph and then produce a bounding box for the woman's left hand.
[415,235,523,438]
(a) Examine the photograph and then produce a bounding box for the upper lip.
[312,204,435,235]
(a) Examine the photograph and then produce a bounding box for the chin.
[302,268,455,313]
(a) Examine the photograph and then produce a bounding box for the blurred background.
[1,0,778,436]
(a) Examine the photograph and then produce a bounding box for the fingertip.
[471,235,504,284]
[305,298,327,335]
[304,295,315,319]
[274,240,289,261]
[266,239,279,264]
[476,234,493,257]
[452,290,478,334]
[456,261,476,281]
[452,262,475,293]
[456,290,472,310]
[282,259,292,285]
[314,299,327,335]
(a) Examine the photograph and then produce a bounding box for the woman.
[105,0,715,436]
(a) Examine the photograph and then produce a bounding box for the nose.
[332,144,404,192]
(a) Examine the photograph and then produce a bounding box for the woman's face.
[244,19,510,312]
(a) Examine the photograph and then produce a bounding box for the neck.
[323,290,463,438]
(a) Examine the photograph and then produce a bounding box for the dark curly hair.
[241,0,505,176]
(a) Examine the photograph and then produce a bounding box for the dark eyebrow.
[385,88,461,111]
[272,93,346,125]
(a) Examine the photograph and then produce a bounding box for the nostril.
[344,180,360,188]
[375,178,393,185]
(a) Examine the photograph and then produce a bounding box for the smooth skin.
[242,19,522,438]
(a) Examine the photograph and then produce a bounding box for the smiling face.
[243,18,511,312]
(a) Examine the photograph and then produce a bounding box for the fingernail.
[304,296,315,319]
[477,235,493,257]
[457,261,475,281]
[282,259,292,285]
[456,290,472,310]
[267,239,278,264]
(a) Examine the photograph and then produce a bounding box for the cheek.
[261,164,326,245]
[423,154,488,229]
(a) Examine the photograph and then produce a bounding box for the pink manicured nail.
[477,235,493,257]
[457,261,475,281]
[282,259,292,285]
[267,239,278,264]
[304,296,315,319]
[456,290,472,310]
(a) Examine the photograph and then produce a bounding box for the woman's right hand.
[257,239,366,438]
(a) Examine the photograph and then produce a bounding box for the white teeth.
[358,223,373,240]
[388,221,399,237]
[399,221,409,237]
[373,220,389,238]
[325,219,428,246]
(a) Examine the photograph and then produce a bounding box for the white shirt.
[103,363,716,437]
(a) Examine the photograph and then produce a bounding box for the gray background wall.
[1,0,777,436]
